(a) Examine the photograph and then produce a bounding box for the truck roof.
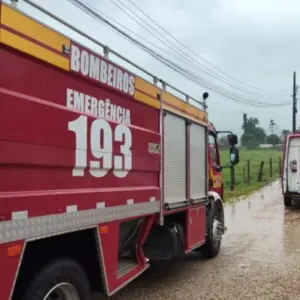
[0,1,208,126]
[287,133,300,138]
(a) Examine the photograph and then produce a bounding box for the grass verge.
[220,148,281,202]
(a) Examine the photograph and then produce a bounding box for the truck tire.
[197,203,222,259]
[284,195,292,207]
[23,258,91,300]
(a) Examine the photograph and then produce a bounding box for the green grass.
[220,148,282,201]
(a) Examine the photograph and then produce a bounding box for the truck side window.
[208,133,219,165]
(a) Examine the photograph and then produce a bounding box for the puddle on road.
[223,180,300,260]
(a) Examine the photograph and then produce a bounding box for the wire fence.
[222,156,282,191]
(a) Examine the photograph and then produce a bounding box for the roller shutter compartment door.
[164,113,187,206]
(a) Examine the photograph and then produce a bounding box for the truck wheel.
[284,195,292,207]
[197,203,222,259]
[23,258,91,300]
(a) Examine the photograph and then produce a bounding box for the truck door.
[208,133,223,198]
[287,136,300,193]
[282,136,288,194]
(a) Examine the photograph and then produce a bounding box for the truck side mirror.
[228,134,238,146]
[229,147,239,165]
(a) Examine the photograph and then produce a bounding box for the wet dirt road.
[102,181,300,300]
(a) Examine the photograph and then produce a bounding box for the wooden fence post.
[278,156,281,174]
[257,161,264,182]
[247,160,251,184]
[269,157,273,178]
[230,166,235,191]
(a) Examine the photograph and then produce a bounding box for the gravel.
[95,181,300,300]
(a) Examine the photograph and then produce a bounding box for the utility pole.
[293,71,298,133]
[269,119,275,134]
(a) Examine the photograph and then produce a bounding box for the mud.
[95,181,300,300]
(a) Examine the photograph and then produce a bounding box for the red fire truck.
[0,1,239,299]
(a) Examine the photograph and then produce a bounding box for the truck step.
[117,259,138,278]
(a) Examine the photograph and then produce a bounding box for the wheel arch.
[208,191,225,229]
[11,227,105,300]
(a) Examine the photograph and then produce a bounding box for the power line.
[123,0,288,96]
[68,0,290,107]
[113,0,288,97]
[77,0,277,103]
[21,0,291,108]
[67,0,291,107]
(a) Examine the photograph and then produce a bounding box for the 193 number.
[68,115,132,178]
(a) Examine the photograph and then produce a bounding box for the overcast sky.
[10,0,299,135]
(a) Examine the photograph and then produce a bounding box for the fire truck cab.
[0,1,239,299]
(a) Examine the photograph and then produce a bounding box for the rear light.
[290,160,298,173]
[7,244,22,257]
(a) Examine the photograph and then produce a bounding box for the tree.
[253,127,266,144]
[266,134,281,146]
[242,114,259,133]
[241,133,259,149]
[241,113,266,147]
[282,129,291,137]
